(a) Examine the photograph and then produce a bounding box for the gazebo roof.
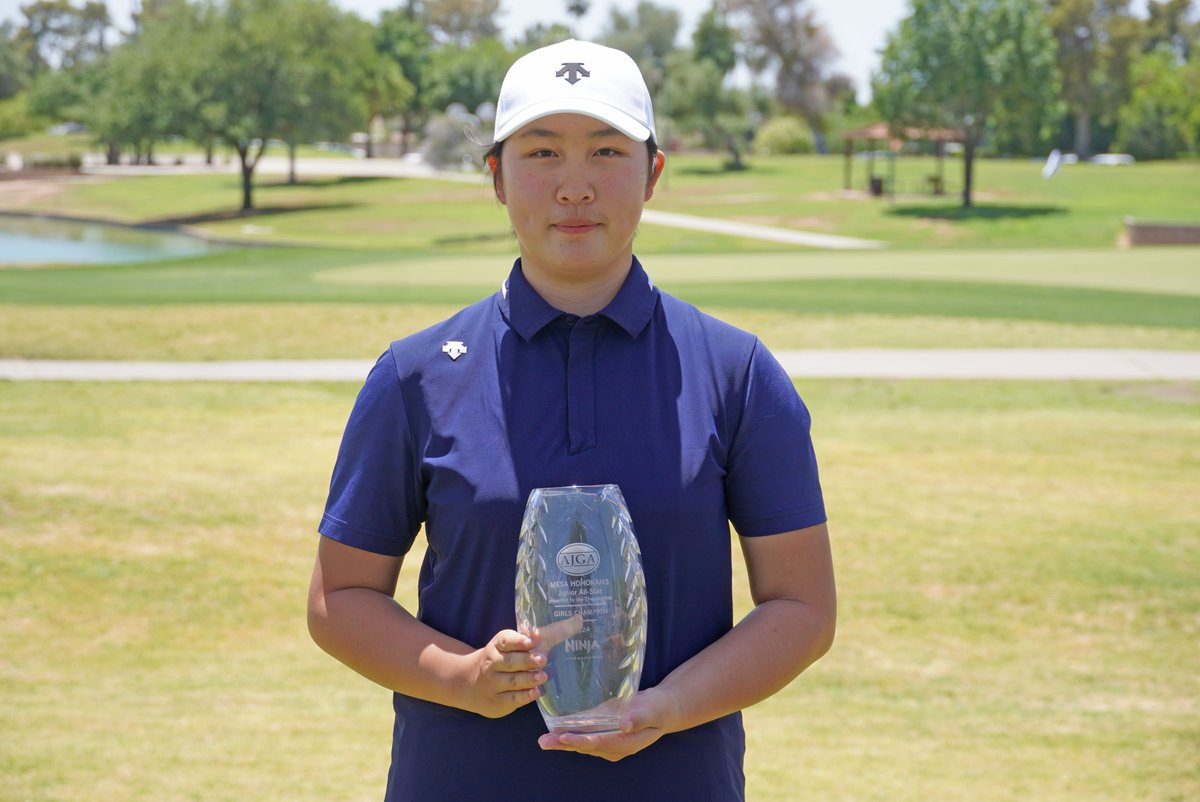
[842,121,963,143]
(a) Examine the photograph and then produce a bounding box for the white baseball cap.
[493,39,656,143]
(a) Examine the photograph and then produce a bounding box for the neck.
[519,256,633,316]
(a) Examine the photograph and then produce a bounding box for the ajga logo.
[556,543,600,576]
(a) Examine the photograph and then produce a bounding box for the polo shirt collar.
[499,256,658,341]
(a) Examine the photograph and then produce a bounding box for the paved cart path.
[4,350,1199,382]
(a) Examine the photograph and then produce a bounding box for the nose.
[557,171,594,205]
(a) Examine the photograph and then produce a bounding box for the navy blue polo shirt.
[319,257,825,801]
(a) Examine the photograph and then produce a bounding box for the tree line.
[0,0,1196,210]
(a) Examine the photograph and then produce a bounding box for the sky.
[0,0,910,101]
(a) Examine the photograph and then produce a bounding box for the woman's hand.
[460,629,548,718]
[536,686,677,762]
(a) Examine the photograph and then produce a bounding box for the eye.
[528,148,556,158]
[595,147,623,157]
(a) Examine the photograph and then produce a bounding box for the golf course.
[1,150,1197,800]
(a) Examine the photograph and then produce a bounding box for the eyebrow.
[514,125,625,141]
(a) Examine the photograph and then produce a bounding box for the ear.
[489,156,506,205]
[645,150,665,201]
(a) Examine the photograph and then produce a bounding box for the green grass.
[1,154,1197,800]
[4,152,1198,251]
[1,379,1196,801]
[1,153,1196,362]
[2,242,1196,358]
[2,247,1197,358]
[4,303,1199,360]
[0,131,92,159]
[655,153,1200,249]
[10,171,788,254]
[3,249,1197,328]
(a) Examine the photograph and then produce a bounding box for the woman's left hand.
[536,687,675,762]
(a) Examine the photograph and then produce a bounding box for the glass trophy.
[515,484,648,734]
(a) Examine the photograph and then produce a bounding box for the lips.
[553,219,600,234]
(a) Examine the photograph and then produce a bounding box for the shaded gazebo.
[841,121,964,197]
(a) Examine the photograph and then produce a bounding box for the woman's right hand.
[460,629,548,718]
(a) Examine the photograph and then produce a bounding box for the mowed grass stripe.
[2,248,1197,331]
[667,278,1200,329]
[5,304,1198,360]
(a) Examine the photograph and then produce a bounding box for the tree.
[565,0,590,24]
[1045,0,1141,157]
[517,23,574,51]
[693,1,737,75]
[87,29,179,164]
[663,3,751,167]
[17,0,67,75]
[185,0,379,206]
[16,0,110,75]
[1142,0,1199,60]
[725,0,838,151]
[424,37,512,119]
[1115,46,1198,158]
[598,0,681,98]
[183,0,332,210]
[74,0,208,166]
[873,0,1061,208]
[270,1,376,183]
[1,21,28,100]
[363,51,415,158]
[665,50,752,167]
[422,0,501,45]
[376,5,434,153]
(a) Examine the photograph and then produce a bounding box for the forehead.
[508,113,638,143]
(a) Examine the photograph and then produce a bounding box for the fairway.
[3,244,1198,359]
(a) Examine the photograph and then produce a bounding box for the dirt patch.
[0,177,81,210]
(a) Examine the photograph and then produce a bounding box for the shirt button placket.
[566,316,597,454]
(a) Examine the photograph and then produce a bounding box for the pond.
[0,215,231,265]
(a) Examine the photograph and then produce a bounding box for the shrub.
[27,153,82,169]
[753,115,816,155]
[0,93,39,140]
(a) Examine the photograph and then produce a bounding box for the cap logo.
[555,62,590,85]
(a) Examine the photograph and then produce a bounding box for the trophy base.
[542,712,622,735]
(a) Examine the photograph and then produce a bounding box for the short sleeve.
[725,340,826,537]
[318,350,424,556]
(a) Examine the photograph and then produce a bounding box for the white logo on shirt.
[442,340,468,361]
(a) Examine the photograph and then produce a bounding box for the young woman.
[308,39,836,801]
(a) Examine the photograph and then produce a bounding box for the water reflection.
[0,215,229,264]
